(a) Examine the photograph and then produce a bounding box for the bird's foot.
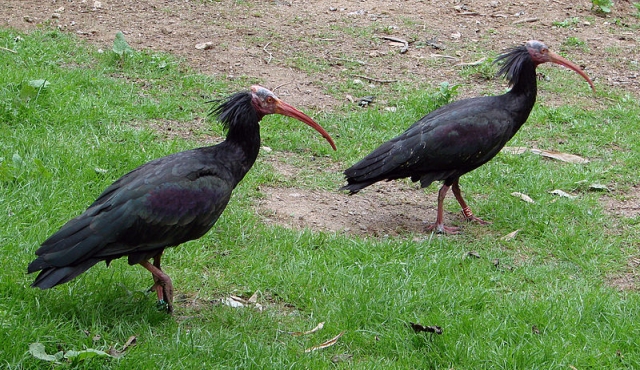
[461,207,490,225]
[156,299,169,312]
[162,285,174,313]
[464,215,490,225]
[140,260,175,313]
[150,282,174,313]
[426,222,461,235]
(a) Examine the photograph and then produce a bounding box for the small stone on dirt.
[195,42,215,50]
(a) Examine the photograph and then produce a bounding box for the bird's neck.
[504,62,538,129]
[224,121,261,180]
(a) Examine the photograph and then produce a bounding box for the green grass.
[2,28,640,369]
[561,37,588,53]
[552,17,581,28]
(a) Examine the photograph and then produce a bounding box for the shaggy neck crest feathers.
[494,45,532,88]
[208,91,259,132]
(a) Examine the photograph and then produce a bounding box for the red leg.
[140,254,174,313]
[451,179,489,225]
[425,183,461,234]
[152,254,164,301]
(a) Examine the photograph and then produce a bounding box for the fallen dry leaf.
[511,192,535,203]
[222,296,246,308]
[529,149,589,164]
[501,229,520,240]
[501,146,528,155]
[220,294,264,311]
[502,147,589,164]
[288,322,325,337]
[304,332,344,353]
[549,189,578,199]
[467,250,481,259]
[247,291,259,304]
[123,336,137,350]
[107,335,137,358]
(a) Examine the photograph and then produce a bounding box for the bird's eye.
[266,97,275,104]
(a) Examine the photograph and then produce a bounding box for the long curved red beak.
[275,101,337,151]
[547,51,596,93]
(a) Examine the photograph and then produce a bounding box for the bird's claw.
[464,215,490,225]
[156,299,173,313]
[461,207,490,225]
[426,223,461,235]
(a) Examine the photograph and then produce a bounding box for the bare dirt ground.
[257,181,436,238]
[3,1,640,286]
[4,0,639,107]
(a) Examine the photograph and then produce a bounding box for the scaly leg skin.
[140,257,174,313]
[451,179,490,225]
[425,183,462,234]
[152,254,168,309]
[144,254,165,303]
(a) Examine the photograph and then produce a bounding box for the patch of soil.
[601,185,640,219]
[606,256,640,292]
[174,290,300,319]
[3,0,639,111]
[257,182,453,237]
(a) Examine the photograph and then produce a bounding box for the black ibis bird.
[341,40,595,234]
[28,85,336,312]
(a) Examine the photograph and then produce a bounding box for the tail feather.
[35,216,93,255]
[342,141,406,192]
[344,151,392,181]
[38,234,107,267]
[30,259,101,289]
[28,212,116,289]
[339,180,378,194]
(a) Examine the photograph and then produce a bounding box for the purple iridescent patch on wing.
[144,185,225,224]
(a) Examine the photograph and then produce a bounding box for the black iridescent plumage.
[341,40,594,234]
[28,86,335,312]
[495,44,531,88]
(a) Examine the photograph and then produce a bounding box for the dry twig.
[330,57,366,65]
[352,74,398,84]
[263,42,273,64]
[378,35,409,54]
[1,46,17,53]
[430,53,458,61]
[456,57,487,66]
[273,81,294,92]
[512,17,539,24]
